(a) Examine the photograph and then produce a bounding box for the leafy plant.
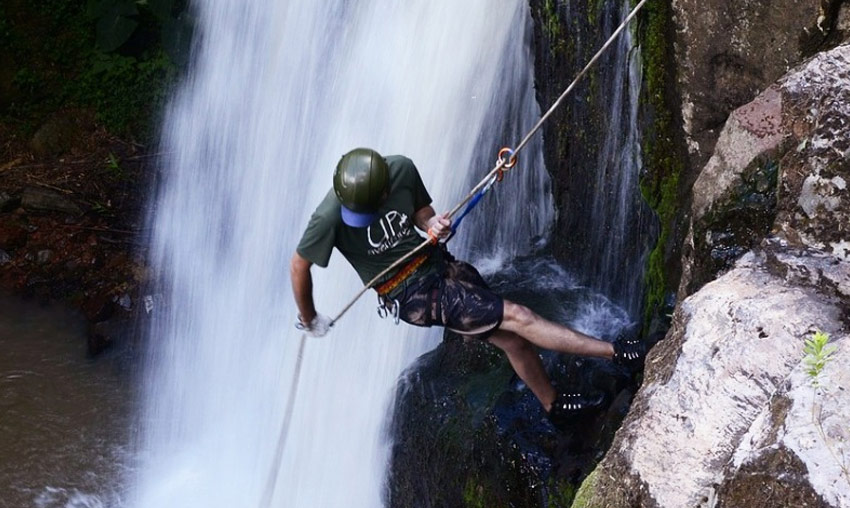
[802,330,849,487]
[803,329,837,387]
[86,0,192,63]
[103,152,127,179]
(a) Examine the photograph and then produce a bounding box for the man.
[291,148,644,425]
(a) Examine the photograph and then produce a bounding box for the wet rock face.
[575,42,850,508]
[577,252,850,508]
[680,43,850,298]
[671,0,846,170]
[387,332,636,508]
[775,45,850,259]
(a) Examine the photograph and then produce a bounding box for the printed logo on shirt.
[367,210,412,255]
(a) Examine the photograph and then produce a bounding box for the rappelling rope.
[329,0,649,326]
[261,332,306,508]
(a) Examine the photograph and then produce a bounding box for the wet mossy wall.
[530,0,688,332]
[633,0,687,330]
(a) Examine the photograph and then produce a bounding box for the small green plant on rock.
[803,330,849,487]
[803,330,836,388]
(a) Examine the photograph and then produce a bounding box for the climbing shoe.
[547,391,605,427]
[612,333,646,370]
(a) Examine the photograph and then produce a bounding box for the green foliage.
[77,48,176,135]
[637,0,684,327]
[802,330,850,487]
[103,152,128,180]
[803,330,837,387]
[2,0,190,140]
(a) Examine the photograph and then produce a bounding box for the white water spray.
[131,2,551,507]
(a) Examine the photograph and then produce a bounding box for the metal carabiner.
[377,295,401,325]
[390,299,400,325]
[377,294,389,319]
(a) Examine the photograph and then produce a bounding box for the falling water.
[582,0,652,317]
[131,2,551,508]
[551,0,654,319]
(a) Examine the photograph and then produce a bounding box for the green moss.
[636,0,683,327]
[463,478,487,508]
[543,0,561,40]
[687,157,778,291]
[570,469,599,508]
[543,0,568,56]
[548,476,578,507]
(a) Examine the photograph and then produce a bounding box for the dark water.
[0,295,131,508]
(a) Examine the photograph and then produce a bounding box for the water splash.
[131,2,551,507]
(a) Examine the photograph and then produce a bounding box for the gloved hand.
[296,313,332,337]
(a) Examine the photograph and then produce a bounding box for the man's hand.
[426,213,451,240]
[296,313,332,337]
[414,206,452,241]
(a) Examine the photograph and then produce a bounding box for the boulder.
[20,186,83,216]
[573,251,848,507]
[680,43,850,298]
[29,112,84,158]
[572,41,850,508]
[671,0,848,170]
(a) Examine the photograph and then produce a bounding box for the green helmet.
[333,148,390,214]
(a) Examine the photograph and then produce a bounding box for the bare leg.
[499,300,614,359]
[487,329,557,411]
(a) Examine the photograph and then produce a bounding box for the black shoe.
[547,391,604,427]
[612,333,646,370]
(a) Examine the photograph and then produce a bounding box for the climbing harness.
[375,253,430,296]
[265,2,650,505]
[328,0,649,328]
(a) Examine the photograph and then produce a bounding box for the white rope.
[260,333,307,508]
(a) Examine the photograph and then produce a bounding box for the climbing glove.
[296,313,332,338]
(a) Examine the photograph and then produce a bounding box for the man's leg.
[487,330,557,411]
[499,300,614,359]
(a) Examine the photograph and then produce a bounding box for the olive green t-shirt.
[296,155,439,285]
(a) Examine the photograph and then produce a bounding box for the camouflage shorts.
[393,259,504,340]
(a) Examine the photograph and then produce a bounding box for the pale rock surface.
[627,253,843,507]
[679,43,850,298]
[575,252,847,508]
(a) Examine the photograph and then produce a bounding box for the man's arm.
[290,252,317,324]
[413,205,451,239]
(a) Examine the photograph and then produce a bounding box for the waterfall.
[555,0,653,319]
[131,2,551,507]
[582,0,650,317]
